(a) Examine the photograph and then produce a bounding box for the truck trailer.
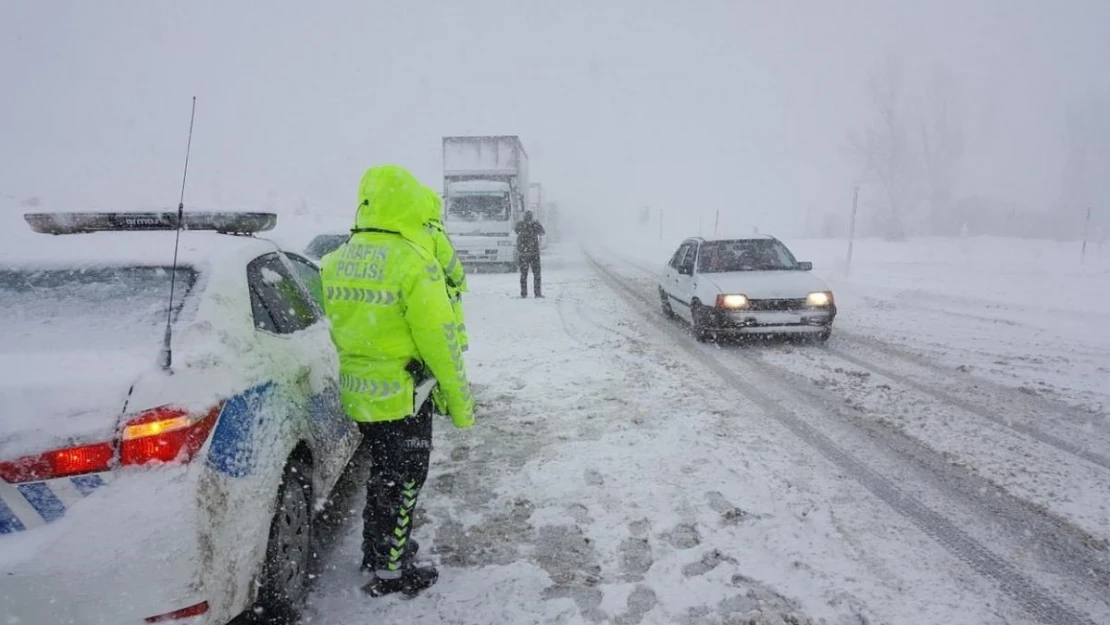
[442,135,529,272]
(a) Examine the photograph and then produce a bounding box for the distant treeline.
[806,195,1105,241]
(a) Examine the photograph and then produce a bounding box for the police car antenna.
[160,96,197,372]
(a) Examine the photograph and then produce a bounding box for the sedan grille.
[746,298,807,311]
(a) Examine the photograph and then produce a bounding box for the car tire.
[814,327,832,343]
[659,287,676,319]
[256,457,313,624]
[691,301,713,343]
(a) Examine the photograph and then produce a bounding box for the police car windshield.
[0,266,198,353]
[697,239,800,273]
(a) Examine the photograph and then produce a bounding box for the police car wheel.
[257,457,313,622]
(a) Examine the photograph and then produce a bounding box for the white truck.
[442,135,529,272]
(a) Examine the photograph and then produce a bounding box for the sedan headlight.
[716,294,750,309]
[806,291,833,307]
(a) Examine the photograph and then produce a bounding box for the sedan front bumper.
[708,305,836,334]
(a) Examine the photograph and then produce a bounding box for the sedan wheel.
[257,458,313,623]
[659,288,676,319]
[691,302,713,343]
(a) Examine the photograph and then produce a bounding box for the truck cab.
[443,180,517,269]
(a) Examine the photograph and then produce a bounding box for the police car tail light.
[0,442,114,483]
[121,403,224,466]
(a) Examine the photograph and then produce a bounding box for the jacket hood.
[421,186,444,224]
[353,165,433,252]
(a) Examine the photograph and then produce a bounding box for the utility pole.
[846,184,860,276]
[658,208,665,247]
[698,214,703,236]
[1081,204,1092,264]
[714,209,720,235]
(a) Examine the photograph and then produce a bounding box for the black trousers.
[519,253,541,296]
[358,401,433,572]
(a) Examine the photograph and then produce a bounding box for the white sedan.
[658,235,836,342]
[0,212,362,624]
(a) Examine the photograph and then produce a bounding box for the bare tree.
[846,60,917,240]
[919,67,964,234]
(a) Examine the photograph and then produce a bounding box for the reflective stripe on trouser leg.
[385,479,419,572]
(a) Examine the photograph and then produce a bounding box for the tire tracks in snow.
[822,344,1110,471]
[586,251,1106,625]
[829,332,1110,434]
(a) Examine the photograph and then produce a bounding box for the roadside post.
[658,208,665,249]
[1081,204,1092,264]
[846,184,860,277]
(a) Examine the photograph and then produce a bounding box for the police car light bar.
[23,211,278,235]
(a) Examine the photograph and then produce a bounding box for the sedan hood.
[701,270,830,299]
[0,350,148,460]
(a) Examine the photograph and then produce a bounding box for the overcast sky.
[2,0,1107,234]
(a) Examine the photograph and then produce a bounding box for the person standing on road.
[320,164,475,598]
[422,186,469,352]
[514,210,546,298]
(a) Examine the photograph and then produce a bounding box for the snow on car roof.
[693,234,778,243]
[0,229,278,270]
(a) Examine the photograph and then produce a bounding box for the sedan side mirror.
[797,261,813,271]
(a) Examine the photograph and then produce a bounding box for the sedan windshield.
[697,239,800,273]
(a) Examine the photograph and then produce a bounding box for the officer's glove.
[448,393,476,429]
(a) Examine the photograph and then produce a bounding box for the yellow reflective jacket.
[320,165,474,427]
[422,187,469,351]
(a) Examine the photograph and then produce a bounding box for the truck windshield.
[447,194,511,222]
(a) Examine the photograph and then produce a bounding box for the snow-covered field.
[303,240,1110,625]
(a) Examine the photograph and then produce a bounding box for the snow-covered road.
[301,244,1109,625]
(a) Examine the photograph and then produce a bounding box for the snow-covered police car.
[659,235,836,342]
[0,212,361,624]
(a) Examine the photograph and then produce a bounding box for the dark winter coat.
[515,219,545,257]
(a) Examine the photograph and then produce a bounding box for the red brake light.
[144,601,210,622]
[0,442,114,483]
[121,404,224,466]
[0,402,224,484]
